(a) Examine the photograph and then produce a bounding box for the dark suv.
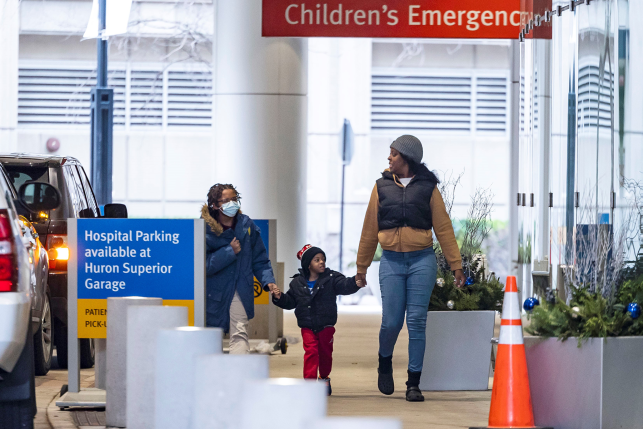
[0,155,103,369]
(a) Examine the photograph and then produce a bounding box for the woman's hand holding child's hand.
[272,287,282,299]
[355,273,367,288]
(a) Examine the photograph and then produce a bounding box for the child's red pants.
[301,327,335,379]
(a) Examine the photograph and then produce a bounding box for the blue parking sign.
[69,218,205,339]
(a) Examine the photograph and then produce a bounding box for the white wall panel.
[127,134,164,201]
[112,134,128,201]
[164,134,212,202]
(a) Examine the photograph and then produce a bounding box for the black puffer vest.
[377,169,437,231]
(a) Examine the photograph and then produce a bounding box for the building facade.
[1,0,515,281]
[518,0,643,301]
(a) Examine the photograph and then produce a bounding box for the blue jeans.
[379,248,437,373]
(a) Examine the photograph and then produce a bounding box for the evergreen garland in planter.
[429,172,504,311]
[526,275,643,344]
[526,181,643,344]
[429,257,504,311]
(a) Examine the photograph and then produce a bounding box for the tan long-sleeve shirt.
[356,179,462,274]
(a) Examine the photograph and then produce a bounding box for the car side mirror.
[18,182,61,212]
[103,203,128,218]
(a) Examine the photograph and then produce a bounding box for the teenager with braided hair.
[201,183,278,354]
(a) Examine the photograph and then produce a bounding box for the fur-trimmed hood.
[201,204,223,236]
[200,204,245,236]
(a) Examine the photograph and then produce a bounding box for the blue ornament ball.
[465,276,475,286]
[627,303,641,319]
[523,297,540,312]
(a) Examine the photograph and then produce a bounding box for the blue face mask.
[219,201,240,217]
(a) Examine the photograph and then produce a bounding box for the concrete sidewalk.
[272,311,491,429]
[45,311,492,429]
[35,357,96,429]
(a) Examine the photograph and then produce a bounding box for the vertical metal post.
[509,40,521,278]
[97,0,107,89]
[193,219,205,328]
[67,219,79,392]
[566,69,577,263]
[268,220,278,343]
[618,29,628,188]
[338,119,353,272]
[538,40,552,265]
[90,0,114,205]
[339,163,345,272]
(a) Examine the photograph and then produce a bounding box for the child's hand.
[355,273,367,287]
[272,287,282,299]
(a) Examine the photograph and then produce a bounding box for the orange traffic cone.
[470,276,552,429]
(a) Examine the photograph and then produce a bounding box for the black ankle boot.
[377,354,394,395]
[406,370,424,402]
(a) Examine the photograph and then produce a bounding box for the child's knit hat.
[297,244,326,273]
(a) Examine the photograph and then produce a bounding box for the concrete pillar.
[240,379,326,429]
[214,0,308,277]
[311,418,402,429]
[106,297,162,428]
[0,0,19,152]
[126,305,188,429]
[154,327,223,429]
[192,355,269,429]
[95,338,106,389]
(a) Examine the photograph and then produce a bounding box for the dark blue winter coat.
[201,205,275,332]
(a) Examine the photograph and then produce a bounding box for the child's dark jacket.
[272,268,359,333]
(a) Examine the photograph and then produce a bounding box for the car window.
[63,165,89,217]
[0,168,17,200]
[4,166,48,192]
[0,173,14,213]
[0,169,23,236]
[77,166,99,217]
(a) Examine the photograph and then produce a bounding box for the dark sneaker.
[378,369,394,395]
[406,386,425,402]
[378,354,394,395]
[405,370,424,402]
[319,377,332,396]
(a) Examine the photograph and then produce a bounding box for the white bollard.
[240,379,327,429]
[154,327,223,429]
[192,355,269,429]
[106,297,162,428]
[310,417,402,429]
[95,338,106,389]
[126,305,187,429]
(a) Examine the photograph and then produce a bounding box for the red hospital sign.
[263,0,521,39]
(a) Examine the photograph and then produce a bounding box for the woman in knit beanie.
[356,135,465,402]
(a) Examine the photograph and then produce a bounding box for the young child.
[272,244,364,395]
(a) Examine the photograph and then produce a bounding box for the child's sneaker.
[319,377,332,396]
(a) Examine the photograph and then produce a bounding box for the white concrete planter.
[524,336,643,429]
[420,310,495,391]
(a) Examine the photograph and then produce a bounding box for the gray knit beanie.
[390,135,423,164]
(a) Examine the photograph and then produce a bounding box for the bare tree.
[437,170,464,218]
[434,171,495,277]
[460,188,494,265]
[61,0,214,123]
[557,190,638,304]
[121,0,213,69]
